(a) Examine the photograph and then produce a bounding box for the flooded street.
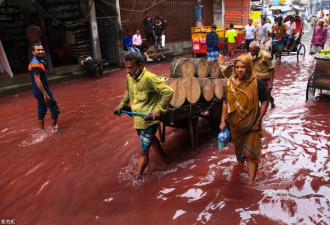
[0,33,330,225]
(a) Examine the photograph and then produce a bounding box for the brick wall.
[224,0,250,27]
[199,0,250,27]
[120,0,196,43]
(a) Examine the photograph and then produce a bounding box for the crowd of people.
[111,12,328,184]
[210,13,329,62]
[31,11,327,185]
[112,38,275,184]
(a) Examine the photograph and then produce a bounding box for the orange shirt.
[273,23,287,40]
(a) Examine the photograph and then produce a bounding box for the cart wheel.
[297,44,306,62]
[306,71,315,100]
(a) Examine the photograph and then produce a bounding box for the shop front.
[0,0,93,78]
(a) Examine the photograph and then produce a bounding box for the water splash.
[19,127,55,147]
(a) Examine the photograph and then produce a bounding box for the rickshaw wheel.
[297,44,306,62]
[306,71,316,100]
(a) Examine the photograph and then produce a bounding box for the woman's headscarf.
[233,54,256,80]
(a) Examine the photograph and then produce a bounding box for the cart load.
[167,58,232,108]
[306,53,330,100]
[158,57,234,151]
[315,49,330,56]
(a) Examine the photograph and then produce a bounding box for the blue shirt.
[29,56,50,96]
[206,31,219,51]
[123,35,133,48]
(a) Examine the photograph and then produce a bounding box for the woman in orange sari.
[219,54,269,185]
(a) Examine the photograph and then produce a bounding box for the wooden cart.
[158,99,222,152]
[306,55,330,100]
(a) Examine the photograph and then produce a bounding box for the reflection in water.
[173,209,186,219]
[180,188,206,202]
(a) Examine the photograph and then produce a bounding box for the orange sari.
[225,55,262,163]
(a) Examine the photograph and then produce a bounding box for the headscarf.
[233,54,256,80]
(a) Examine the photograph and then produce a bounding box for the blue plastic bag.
[217,128,231,150]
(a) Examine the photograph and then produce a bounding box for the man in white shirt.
[284,15,296,51]
[256,17,269,51]
[245,19,256,51]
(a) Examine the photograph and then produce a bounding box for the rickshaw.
[272,15,306,61]
[306,54,330,100]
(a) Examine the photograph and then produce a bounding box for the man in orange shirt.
[271,16,286,62]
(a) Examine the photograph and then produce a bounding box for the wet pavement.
[0,30,329,225]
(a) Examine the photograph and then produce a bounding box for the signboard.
[250,11,262,26]
[272,0,279,5]
[213,0,223,26]
[272,0,285,5]
[323,1,330,10]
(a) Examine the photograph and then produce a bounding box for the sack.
[161,35,165,48]
[217,128,231,150]
[310,45,322,55]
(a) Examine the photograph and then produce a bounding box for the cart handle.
[120,110,154,121]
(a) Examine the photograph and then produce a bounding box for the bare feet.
[135,174,142,181]
[161,154,169,164]
[52,125,59,133]
[237,158,245,165]
[247,180,254,185]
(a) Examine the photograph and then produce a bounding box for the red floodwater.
[0,34,329,225]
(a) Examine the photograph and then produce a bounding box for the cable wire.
[98,0,166,13]
[34,0,94,27]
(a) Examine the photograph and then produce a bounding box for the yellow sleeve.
[149,74,173,113]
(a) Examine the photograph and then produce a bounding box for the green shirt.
[225,29,237,43]
[119,68,173,129]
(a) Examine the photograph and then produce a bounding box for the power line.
[34,0,94,27]
[98,0,167,13]
[121,0,137,23]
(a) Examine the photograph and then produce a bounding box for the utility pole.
[89,0,101,59]
[197,0,201,27]
[262,0,270,16]
[115,0,123,66]
[36,0,53,73]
